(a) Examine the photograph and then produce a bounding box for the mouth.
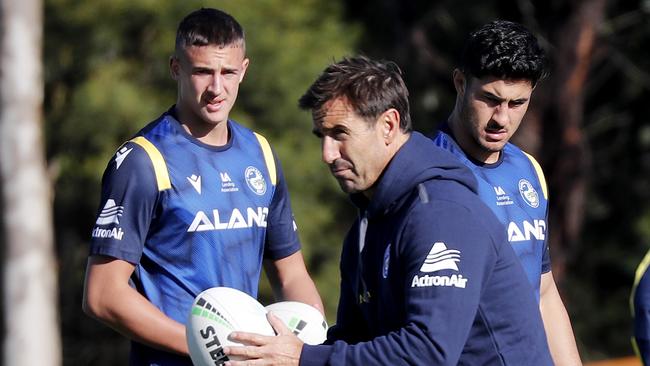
[484,128,507,141]
[330,163,353,178]
[331,168,349,178]
[205,98,225,112]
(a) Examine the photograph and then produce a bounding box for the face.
[312,98,392,195]
[453,71,533,163]
[170,43,249,130]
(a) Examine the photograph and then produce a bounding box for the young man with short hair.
[82,8,322,365]
[432,20,582,365]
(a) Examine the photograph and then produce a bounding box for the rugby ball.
[186,287,274,365]
[265,301,328,345]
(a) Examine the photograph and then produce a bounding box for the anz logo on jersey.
[187,207,269,232]
[508,219,546,242]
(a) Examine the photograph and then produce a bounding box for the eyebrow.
[312,124,349,137]
[481,91,529,104]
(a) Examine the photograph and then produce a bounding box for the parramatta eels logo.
[518,179,539,208]
[245,166,267,195]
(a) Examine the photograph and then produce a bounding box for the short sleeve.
[88,142,159,264]
[263,151,301,259]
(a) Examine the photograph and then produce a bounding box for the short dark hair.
[175,8,245,54]
[460,20,548,86]
[299,56,412,132]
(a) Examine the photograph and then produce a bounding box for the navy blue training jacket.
[300,132,552,365]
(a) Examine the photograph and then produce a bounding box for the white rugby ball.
[186,287,274,365]
[265,301,328,345]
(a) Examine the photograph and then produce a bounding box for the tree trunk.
[541,0,606,281]
[0,0,62,364]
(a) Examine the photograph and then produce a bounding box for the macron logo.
[419,242,460,272]
[187,174,201,194]
[95,199,124,225]
[114,146,133,170]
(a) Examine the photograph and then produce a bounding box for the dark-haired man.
[432,20,581,365]
[82,8,322,365]
[225,56,552,365]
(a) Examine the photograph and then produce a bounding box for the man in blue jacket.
[225,56,552,365]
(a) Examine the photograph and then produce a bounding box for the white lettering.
[247,207,268,228]
[188,207,269,232]
[508,220,546,242]
[228,208,247,229]
[411,274,468,288]
[188,211,215,232]
[92,226,125,240]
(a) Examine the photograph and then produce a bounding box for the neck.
[176,106,229,146]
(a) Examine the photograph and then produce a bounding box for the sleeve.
[524,151,552,274]
[263,150,301,260]
[300,201,498,365]
[633,251,650,364]
[88,141,159,264]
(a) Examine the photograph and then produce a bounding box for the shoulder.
[504,143,543,172]
[403,180,505,249]
[504,143,548,198]
[100,138,166,195]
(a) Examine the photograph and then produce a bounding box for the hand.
[224,312,304,365]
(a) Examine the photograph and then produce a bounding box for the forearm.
[265,251,324,314]
[88,285,188,355]
[83,257,188,355]
[277,275,324,314]
[540,274,582,365]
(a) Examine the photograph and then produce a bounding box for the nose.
[491,103,510,126]
[208,74,222,95]
[321,136,340,165]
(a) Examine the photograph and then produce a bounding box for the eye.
[222,69,238,78]
[509,100,526,108]
[478,93,500,107]
[192,68,212,76]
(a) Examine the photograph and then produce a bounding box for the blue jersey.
[89,107,301,365]
[432,128,550,298]
[632,250,650,364]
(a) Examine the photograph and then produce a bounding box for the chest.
[157,140,274,232]
[471,162,547,244]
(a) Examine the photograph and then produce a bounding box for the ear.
[169,55,180,81]
[239,58,250,83]
[380,108,401,145]
[452,69,466,97]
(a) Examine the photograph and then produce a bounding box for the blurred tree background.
[40,0,650,364]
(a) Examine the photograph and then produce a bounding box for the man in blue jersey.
[224,56,552,365]
[82,8,323,365]
[431,20,581,364]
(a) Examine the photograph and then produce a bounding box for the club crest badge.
[245,166,267,195]
[518,179,539,208]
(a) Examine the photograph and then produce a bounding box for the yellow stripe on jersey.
[254,132,277,186]
[523,152,548,200]
[131,136,172,191]
[631,250,650,316]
